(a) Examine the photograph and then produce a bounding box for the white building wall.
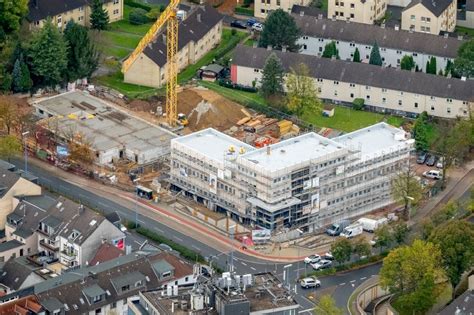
[297,35,452,73]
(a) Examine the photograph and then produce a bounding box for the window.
[303,44,307,50]
[78,6,84,11]
[447,107,451,113]
[382,88,387,93]
[398,100,402,106]
[431,106,435,111]
[277,0,280,5]
[121,285,130,292]
[426,17,431,23]
[95,308,102,315]
[382,97,386,103]
[350,3,355,8]
[350,13,354,18]
[253,69,259,73]
[78,16,84,21]
[447,98,452,103]
[350,83,355,87]
[260,9,265,13]
[162,271,172,278]
[350,93,354,98]
[366,95,370,100]
[113,9,119,14]
[93,295,102,303]
[414,102,418,108]
[411,15,415,21]
[365,86,370,90]
[333,81,339,85]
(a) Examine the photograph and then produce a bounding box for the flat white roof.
[334,122,409,158]
[173,128,255,163]
[241,132,345,172]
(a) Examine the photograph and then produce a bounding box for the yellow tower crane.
[121,0,179,127]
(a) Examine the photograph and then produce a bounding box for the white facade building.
[170,123,414,231]
[293,13,464,73]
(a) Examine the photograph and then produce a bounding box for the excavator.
[121,0,180,127]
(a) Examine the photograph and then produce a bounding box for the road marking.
[340,282,346,286]
[250,266,256,271]
[134,241,142,245]
[154,227,164,233]
[192,245,201,251]
[240,262,247,266]
[350,280,356,283]
[174,236,183,242]
[360,277,367,280]
[138,219,145,224]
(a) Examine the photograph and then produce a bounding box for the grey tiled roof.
[0,171,20,198]
[0,240,23,252]
[142,5,223,68]
[293,14,464,58]
[27,0,89,22]
[403,0,453,17]
[291,5,327,18]
[41,297,63,312]
[232,45,474,101]
[82,284,106,299]
[467,0,474,11]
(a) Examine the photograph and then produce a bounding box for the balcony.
[39,239,59,251]
[61,250,78,261]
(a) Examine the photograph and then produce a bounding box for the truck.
[326,220,350,236]
[357,217,388,233]
[340,222,363,238]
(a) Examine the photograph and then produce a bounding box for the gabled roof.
[89,243,124,266]
[0,171,21,198]
[232,45,474,101]
[291,4,327,18]
[467,0,474,11]
[0,257,37,291]
[293,14,464,58]
[403,0,453,17]
[27,0,89,22]
[142,5,223,68]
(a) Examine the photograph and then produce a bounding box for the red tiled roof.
[89,242,124,266]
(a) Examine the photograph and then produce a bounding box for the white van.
[423,170,443,180]
[358,217,388,233]
[340,222,363,238]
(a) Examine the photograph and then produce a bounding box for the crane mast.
[121,0,180,127]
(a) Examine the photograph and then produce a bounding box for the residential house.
[0,295,43,315]
[89,242,124,265]
[294,13,464,73]
[123,6,223,88]
[401,0,457,34]
[254,0,312,18]
[230,45,472,119]
[457,0,474,28]
[0,257,45,293]
[0,169,41,230]
[6,194,125,269]
[328,0,388,24]
[27,0,124,30]
[33,251,194,315]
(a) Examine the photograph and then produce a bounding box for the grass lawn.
[199,81,266,106]
[425,122,440,146]
[178,29,247,83]
[244,38,256,46]
[94,71,162,99]
[456,26,474,38]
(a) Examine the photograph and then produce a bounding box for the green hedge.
[235,6,254,16]
[136,227,206,263]
[124,0,152,12]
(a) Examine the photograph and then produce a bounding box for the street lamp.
[133,177,141,229]
[282,264,293,291]
[229,224,236,274]
[405,195,415,219]
[295,228,304,281]
[22,131,30,173]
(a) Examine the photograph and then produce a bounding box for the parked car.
[304,254,321,264]
[436,157,444,169]
[246,18,257,27]
[326,220,350,236]
[300,277,321,289]
[311,260,333,270]
[426,154,437,166]
[230,20,246,29]
[252,23,264,32]
[340,222,363,238]
[423,169,443,180]
[322,252,334,260]
[417,152,428,164]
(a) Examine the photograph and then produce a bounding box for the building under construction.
[169,122,414,231]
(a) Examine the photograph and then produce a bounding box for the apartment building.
[124,6,223,88]
[230,45,472,119]
[27,0,123,30]
[169,122,413,231]
[457,0,474,28]
[254,0,311,18]
[294,13,464,73]
[328,0,388,24]
[401,0,457,34]
[6,194,125,269]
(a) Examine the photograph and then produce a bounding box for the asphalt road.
[11,158,381,313]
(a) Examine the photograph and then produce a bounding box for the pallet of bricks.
[278,120,300,139]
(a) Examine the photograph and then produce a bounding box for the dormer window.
[93,295,102,303]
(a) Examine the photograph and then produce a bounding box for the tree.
[380,240,445,314]
[0,95,28,134]
[391,162,423,220]
[260,53,285,99]
[63,128,95,167]
[374,225,393,252]
[400,55,415,70]
[0,0,28,35]
[426,56,437,74]
[369,42,382,66]
[412,111,430,151]
[29,19,68,87]
[259,9,300,52]
[430,220,474,290]
[352,47,361,62]
[453,39,474,78]
[322,41,339,59]
[129,8,149,25]
[286,63,322,116]
[12,54,32,93]
[313,295,344,315]
[352,238,371,259]
[0,135,21,162]
[352,98,364,110]
[63,21,99,82]
[331,238,352,265]
[392,222,409,245]
[90,0,110,31]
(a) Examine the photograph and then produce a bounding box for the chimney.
[300,11,304,16]
[267,45,272,51]
[197,13,201,23]
[266,145,271,155]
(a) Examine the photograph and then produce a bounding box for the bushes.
[218,79,257,93]
[129,8,150,25]
[352,98,365,110]
[136,227,206,263]
[235,6,254,16]
[124,0,152,11]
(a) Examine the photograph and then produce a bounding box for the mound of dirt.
[178,88,246,131]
